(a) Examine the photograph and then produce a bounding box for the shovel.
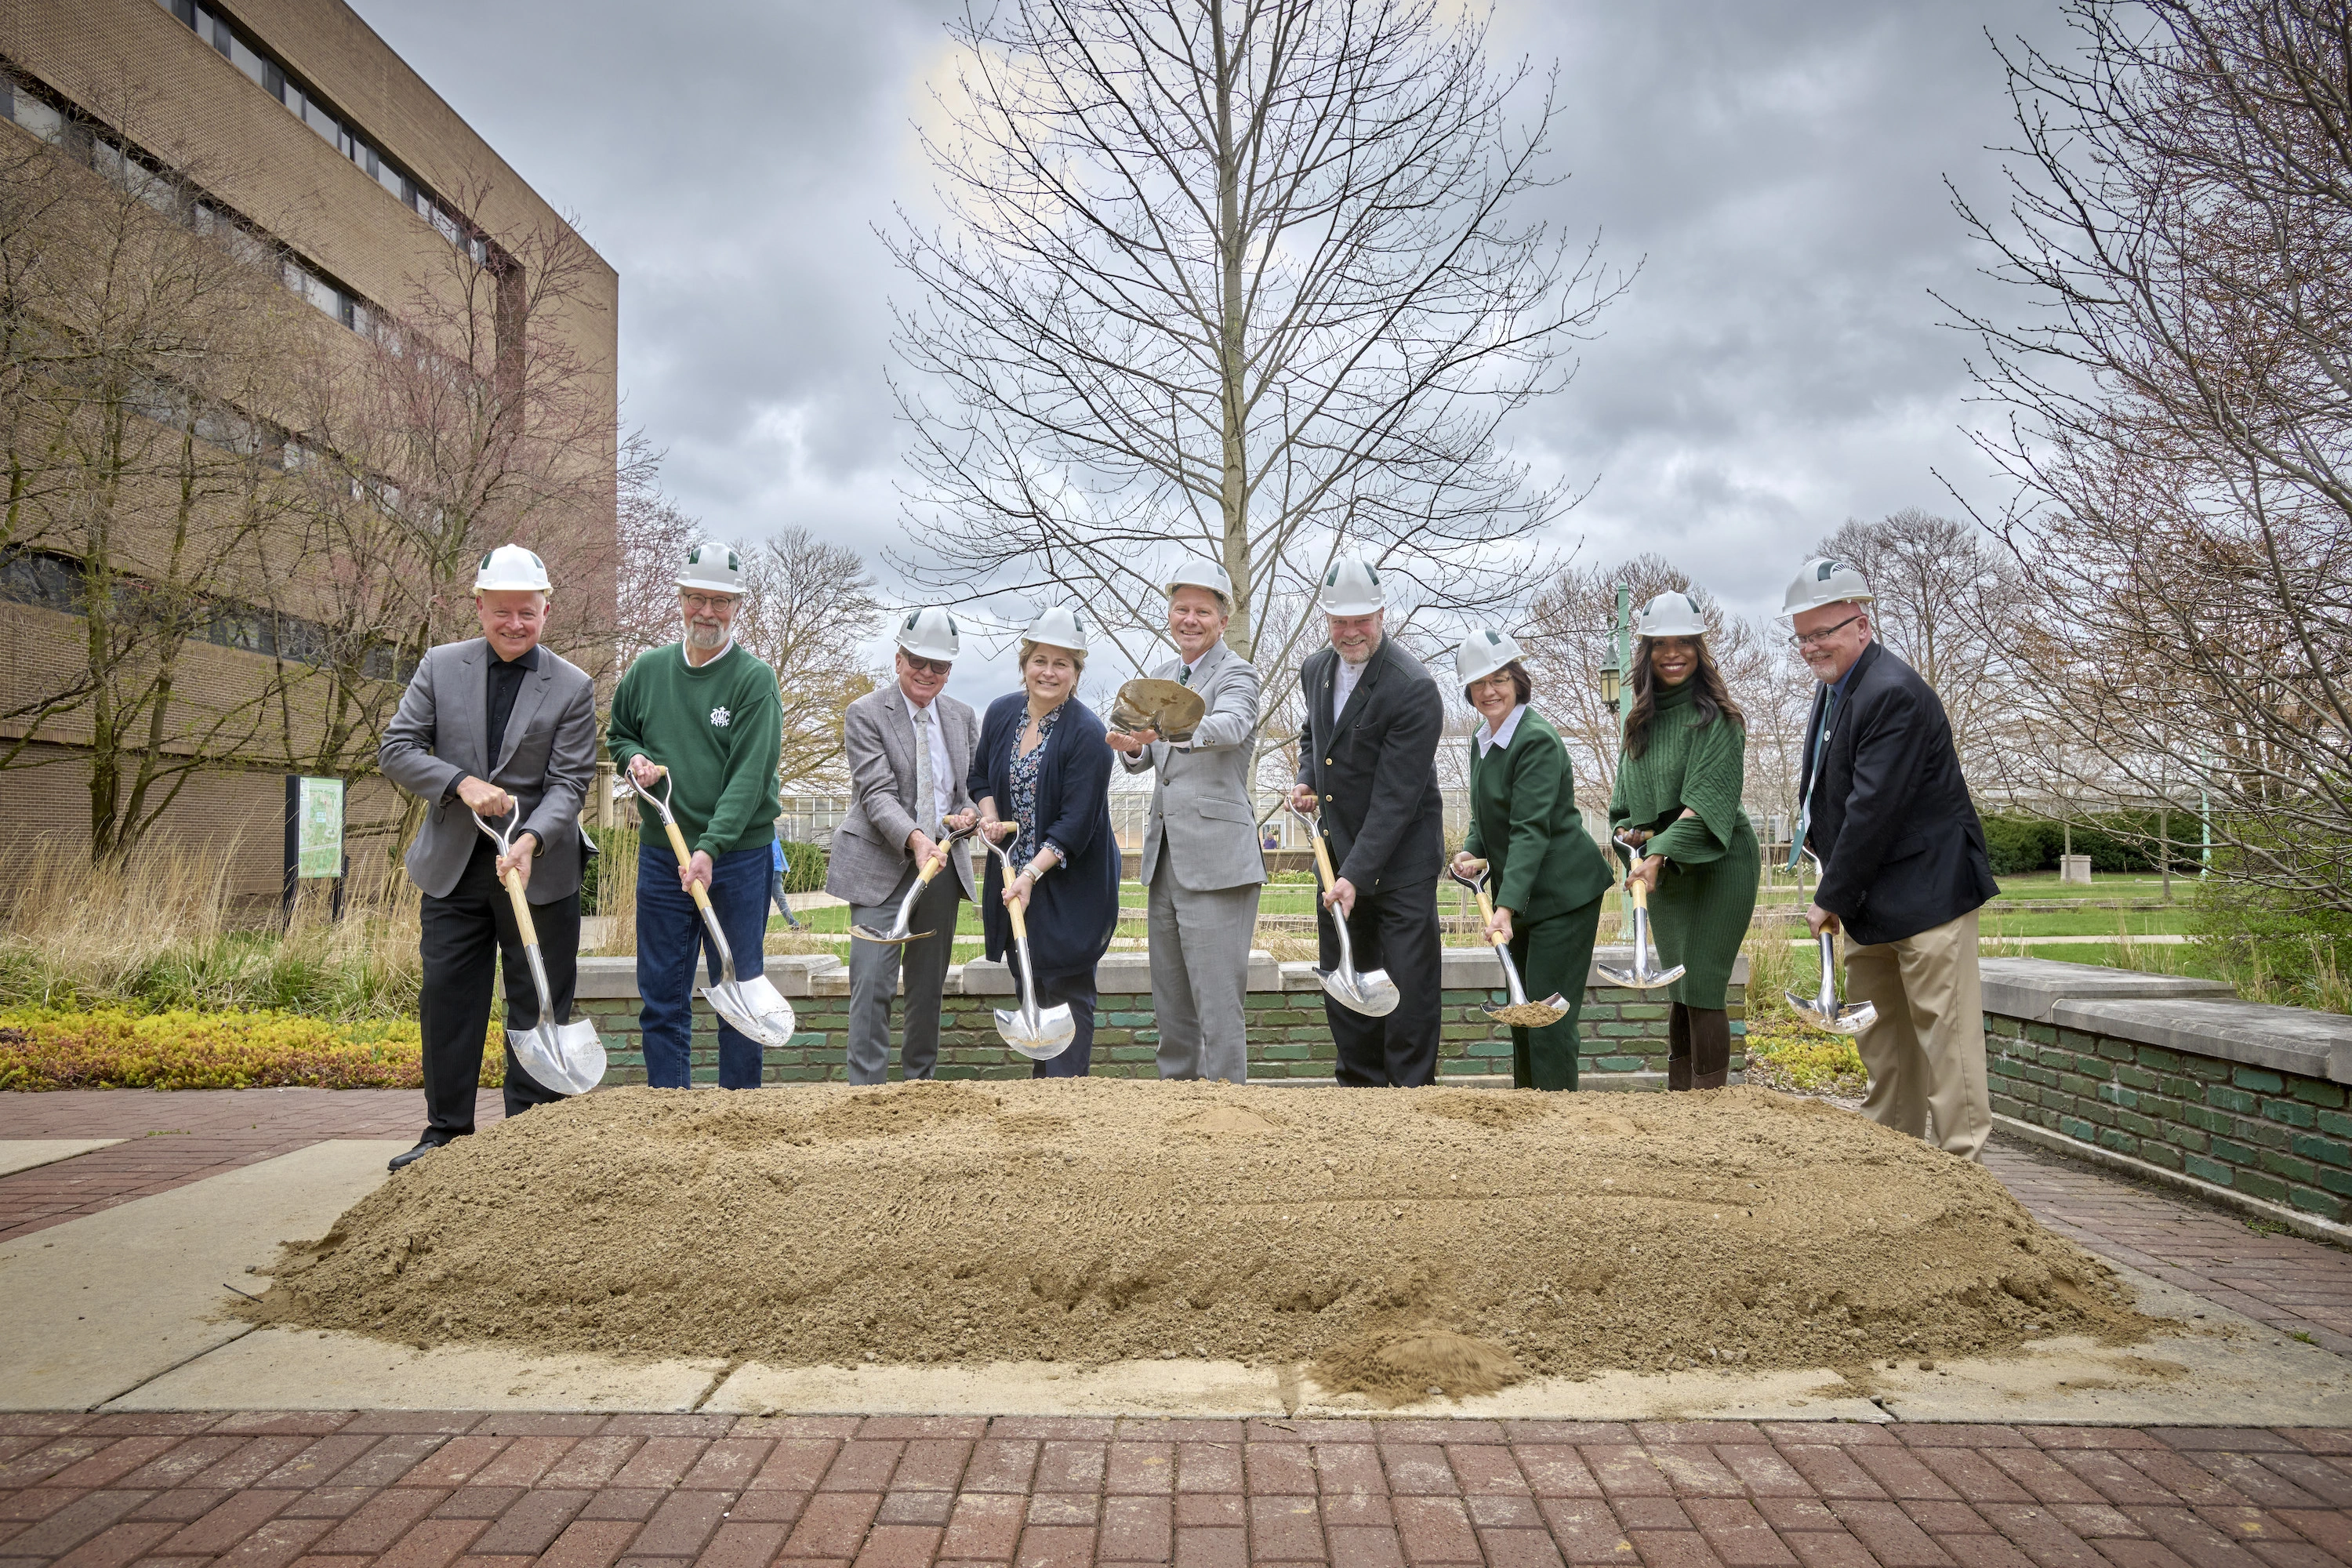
[470,808,607,1096]
[1598,831,1685,991]
[617,764,799,1050]
[1787,850,1877,1034]
[1289,804,1399,1018]
[851,822,977,945]
[1449,858,1568,1029]
[979,830,1074,1060]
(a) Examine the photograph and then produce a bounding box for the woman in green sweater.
[1447,628,1616,1090]
[1608,590,1761,1091]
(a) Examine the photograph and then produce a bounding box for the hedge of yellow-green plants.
[0,1007,503,1091]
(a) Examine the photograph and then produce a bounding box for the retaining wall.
[575,948,1747,1090]
[1980,957,2352,1230]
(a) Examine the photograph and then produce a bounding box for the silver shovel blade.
[1595,959,1686,991]
[1788,993,1879,1036]
[1317,964,1399,1018]
[507,1017,607,1097]
[703,973,799,1047]
[994,1003,1076,1060]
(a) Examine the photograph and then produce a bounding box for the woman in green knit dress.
[1607,591,1761,1091]
[1447,628,1616,1091]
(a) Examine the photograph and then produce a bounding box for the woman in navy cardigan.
[967,607,1120,1076]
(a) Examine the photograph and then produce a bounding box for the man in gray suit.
[379,546,600,1171]
[1109,562,1265,1082]
[828,606,981,1083]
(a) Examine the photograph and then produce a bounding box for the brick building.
[0,0,616,900]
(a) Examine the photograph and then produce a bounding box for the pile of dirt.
[256,1081,2151,1399]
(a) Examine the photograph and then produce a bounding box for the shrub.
[1742,1018,1867,1095]
[2191,848,2352,1014]
[0,1006,503,1091]
[1980,815,2060,876]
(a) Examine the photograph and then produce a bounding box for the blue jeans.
[637,841,771,1089]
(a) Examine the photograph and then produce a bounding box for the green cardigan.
[1463,706,1613,922]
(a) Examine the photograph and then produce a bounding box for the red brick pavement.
[1980,1140,2352,1358]
[0,1091,502,1243]
[0,1414,2347,1568]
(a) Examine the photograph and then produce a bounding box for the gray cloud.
[354,0,2065,633]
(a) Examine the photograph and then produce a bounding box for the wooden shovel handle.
[1007,892,1029,943]
[661,818,718,915]
[1473,886,1508,950]
[500,868,539,946]
[1309,828,1339,893]
[1627,877,1651,913]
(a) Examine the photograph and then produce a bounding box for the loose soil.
[256,1081,2151,1401]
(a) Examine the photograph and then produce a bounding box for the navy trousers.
[636,840,771,1088]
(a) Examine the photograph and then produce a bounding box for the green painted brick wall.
[1984,1014,2351,1224]
[576,983,1744,1088]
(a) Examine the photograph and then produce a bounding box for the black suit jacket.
[1798,640,1998,946]
[1295,637,1445,892]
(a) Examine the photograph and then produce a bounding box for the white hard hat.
[1316,556,1385,615]
[1022,603,1091,652]
[474,544,550,593]
[677,542,744,596]
[894,606,961,662]
[1164,559,1233,608]
[1635,590,1708,638]
[1780,557,1874,618]
[1453,626,1525,688]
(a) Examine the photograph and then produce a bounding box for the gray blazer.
[826,685,981,906]
[378,638,599,902]
[1121,640,1266,892]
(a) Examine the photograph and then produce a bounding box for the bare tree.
[887,0,1627,678]
[0,93,307,862]
[610,430,702,672]
[1813,509,2022,786]
[1950,0,2352,912]
[728,527,882,789]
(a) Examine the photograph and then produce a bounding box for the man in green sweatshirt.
[607,543,784,1088]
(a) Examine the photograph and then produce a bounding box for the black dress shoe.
[388,1137,451,1171]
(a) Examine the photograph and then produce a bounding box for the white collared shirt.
[1333,652,1370,721]
[681,634,734,668]
[906,692,953,826]
[1475,703,1526,757]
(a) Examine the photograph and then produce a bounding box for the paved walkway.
[1,1412,2348,1568]
[0,1091,504,1243]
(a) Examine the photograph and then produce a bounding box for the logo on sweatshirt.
[710,706,732,728]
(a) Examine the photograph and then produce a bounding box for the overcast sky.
[354,0,2063,648]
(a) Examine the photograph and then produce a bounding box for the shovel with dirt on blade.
[470,807,608,1095]
[1447,857,1568,1029]
[615,764,799,1049]
[1599,829,1686,992]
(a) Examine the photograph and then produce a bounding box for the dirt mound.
[256,1081,2151,1392]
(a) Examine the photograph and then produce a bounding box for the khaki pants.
[1845,909,1991,1162]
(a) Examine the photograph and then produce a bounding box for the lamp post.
[1600,583,1633,914]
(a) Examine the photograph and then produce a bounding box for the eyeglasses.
[680,593,735,614]
[1788,612,1864,650]
[902,655,951,677]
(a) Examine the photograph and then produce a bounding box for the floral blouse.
[1008,702,1065,866]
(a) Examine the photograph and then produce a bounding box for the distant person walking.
[1289,558,1446,1087]
[829,608,981,1084]
[1108,561,1265,1084]
[1608,591,1762,1091]
[1449,628,1613,1091]
[768,837,802,931]
[607,543,784,1091]
[1787,557,1999,1160]
[378,546,598,1171]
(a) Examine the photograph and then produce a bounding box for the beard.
[685,619,728,651]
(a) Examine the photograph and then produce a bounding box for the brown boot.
[1687,1007,1730,1090]
[1666,1004,1692,1091]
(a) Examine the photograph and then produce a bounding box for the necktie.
[1178,662,1190,686]
[913,704,937,839]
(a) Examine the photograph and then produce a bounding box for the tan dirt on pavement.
[253,1080,2151,1402]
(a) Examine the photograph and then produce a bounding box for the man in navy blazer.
[1288,557,1446,1087]
[1788,557,1998,1160]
